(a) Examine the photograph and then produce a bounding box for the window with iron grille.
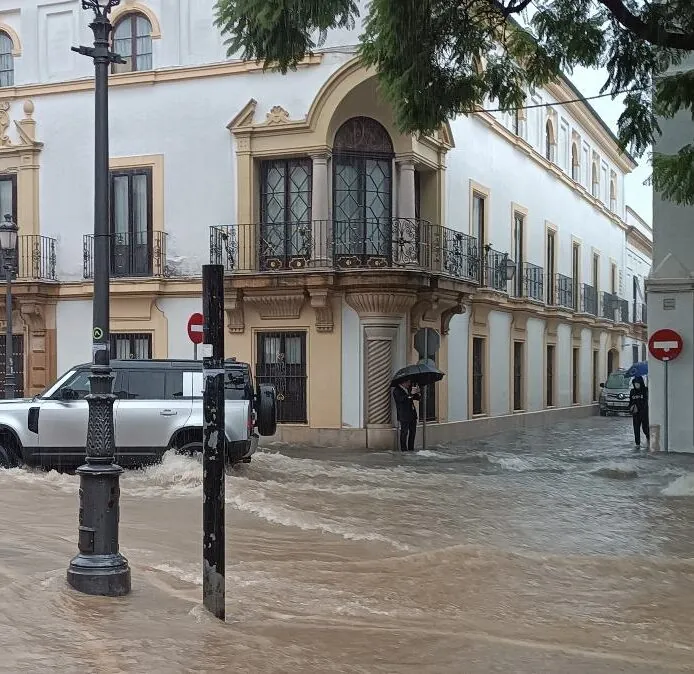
[632,345,639,364]
[0,334,23,397]
[513,213,524,296]
[546,230,556,304]
[472,337,485,415]
[546,344,555,407]
[572,347,580,404]
[0,32,13,87]
[256,331,307,423]
[111,333,152,360]
[513,341,524,411]
[112,13,153,73]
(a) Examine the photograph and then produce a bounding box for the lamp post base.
[66,461,131,597]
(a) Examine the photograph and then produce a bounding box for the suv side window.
[124,369,184,399]
[54,370,121,400]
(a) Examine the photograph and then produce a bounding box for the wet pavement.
[2,416,694,672]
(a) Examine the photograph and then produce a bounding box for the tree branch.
[597,0,694,50]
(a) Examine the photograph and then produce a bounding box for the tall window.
[513,341,524,411]
[610,179,617,211]
[592,350,599,401]
[572,242,580,310]
[571,143,580,181]
[610,262,617,294]
[632,344,639,364]
[546,344,555,407]
[592,252,600,292]
[0,31,13,87]
[545,120,554,161]
[472,192,486,282]
[641,343,647,361]
[591,163,599,198]
[546,229,556,305]
[632,275,638,321]
[572,347,580,404]
[333,117,394,266]
[513,212,524,296]
[260,158,312,269]
[112,13,153,73]
[472,337,486,415]
[110,168,152,276]
[0,174,16,222]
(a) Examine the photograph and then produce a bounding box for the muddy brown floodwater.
[2,417,694,672]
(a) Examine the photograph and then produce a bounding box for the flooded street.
[2,417,694,672]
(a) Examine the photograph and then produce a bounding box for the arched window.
[112,13,152,73]
[0,31,14,87]
[332,117,394,266]
[571,143,579,181]
[591,162,599,198]
[545,119,554,161]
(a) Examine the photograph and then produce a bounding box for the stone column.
[311,152,330,267]
[364,325,398,426]
[395,158,418,265]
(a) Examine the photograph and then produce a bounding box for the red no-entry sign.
[187,312,204,345]
[649,328,683,362]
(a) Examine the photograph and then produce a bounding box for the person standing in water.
[629,375,650,450]
[393,379,420,452]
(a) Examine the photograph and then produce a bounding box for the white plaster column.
[311,152,330,267]
[395,158,418,265]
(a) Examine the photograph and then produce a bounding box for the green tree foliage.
[214,0,694,205]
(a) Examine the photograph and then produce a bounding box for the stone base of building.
[260,404,599,450]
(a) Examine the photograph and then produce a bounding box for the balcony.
[209,219,480,283]
[511,262,543,301]
[634,302,647,324]
[581,283,598,315]
[83,231,168,279]
[600,291,622,321]
[7,235,58,281]
[555,273,574,310]
[482,246,511,291]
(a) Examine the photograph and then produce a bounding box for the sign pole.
[194,342,198,361]
[422,329,428,452]
[664,359,669,453]
[202,264,225,621]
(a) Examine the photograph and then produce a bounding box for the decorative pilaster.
[364,325,398,426]
[310,152,330,267]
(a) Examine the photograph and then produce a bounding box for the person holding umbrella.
[393,379,421,452]
[391,362,445,452]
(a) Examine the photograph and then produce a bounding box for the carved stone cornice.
[226,288,245,334]
[18,301,44,331]
[345,291,418,317]
[309,289,333,332]
[245,291,306,320]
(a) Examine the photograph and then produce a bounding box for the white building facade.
[647,55,694,453]
[0,0,651,447]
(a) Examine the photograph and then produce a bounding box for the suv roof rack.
[73,359,250,370]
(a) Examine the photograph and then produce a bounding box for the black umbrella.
[391,362,445,388]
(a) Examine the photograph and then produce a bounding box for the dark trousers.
[399,418,417,452]
[633,413,650,445]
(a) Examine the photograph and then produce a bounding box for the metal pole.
[4,258,14,399]
[421,330,428,452]
[664,359,669,453]
[67,4,130,597]
[202,264,225,620]
[194,342,198,361]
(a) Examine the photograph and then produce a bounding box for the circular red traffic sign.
[649,328,683,362]
[187,312,204,345]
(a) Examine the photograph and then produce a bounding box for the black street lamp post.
[67,0,131,597]
[0,214,18,400]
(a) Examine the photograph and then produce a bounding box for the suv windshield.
[605,373,630,389]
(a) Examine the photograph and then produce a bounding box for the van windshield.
[605,373,630,389]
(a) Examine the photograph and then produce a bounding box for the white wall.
[341,300,361,428]
[526,318,545,411]
[579,328,593,403]
[56,300,92,374]
[156,296,202,360]
[488,310,511,416]
[447,312,469,421]
[557,324,572,407]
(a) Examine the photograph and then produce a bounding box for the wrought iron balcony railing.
[617,298,629,323]
[511,261,543,301]
[83,230,168,279]
[4,235,58,281]
[600,291,620,321]
[209,219,480,283]
[633,302,647,324]
[555,273,574,309]
[581,283,598,315]
[482,246,510,292]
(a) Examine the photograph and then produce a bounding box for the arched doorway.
[607,348,619,374]
[332,116,394,267]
